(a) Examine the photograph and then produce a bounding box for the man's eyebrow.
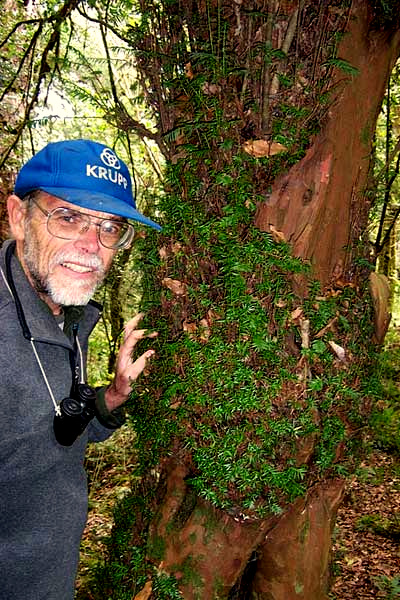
[50,203,127,223]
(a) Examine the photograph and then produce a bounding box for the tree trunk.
[96,2,400,598]
[254,1,400,284]
[147,462,344,600]
[251,479,344,600]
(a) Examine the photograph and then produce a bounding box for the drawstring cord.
[76,336,85,384]
[30,340,61,416]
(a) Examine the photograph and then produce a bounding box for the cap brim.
[39,187,162,231]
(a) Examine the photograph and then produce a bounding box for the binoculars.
[53,383,97,446]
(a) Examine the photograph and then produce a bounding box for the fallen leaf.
[162,277,188,296]
[134,580,152,600]
[243,139,288,157]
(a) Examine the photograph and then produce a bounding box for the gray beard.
[23,228,106,306]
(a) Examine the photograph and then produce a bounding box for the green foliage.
[369,339,400,455]
[91,491,150,599]
[374,575,400,600]
[370,406,400,455]
[323,58,359,77]
[127,147,378,520]
[152,572,183,599]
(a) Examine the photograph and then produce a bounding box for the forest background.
[0,1,400,599]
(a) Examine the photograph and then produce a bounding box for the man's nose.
[73,222,101,253]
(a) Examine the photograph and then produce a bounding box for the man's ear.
[7,194,27,241]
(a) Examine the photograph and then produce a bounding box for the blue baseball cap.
[14,139,162,231]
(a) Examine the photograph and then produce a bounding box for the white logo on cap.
[100,148,121,170]
[85,146,128,189]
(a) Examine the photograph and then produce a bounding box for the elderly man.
[0,139,161,599]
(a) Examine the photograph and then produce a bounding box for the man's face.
[19,193,117,309]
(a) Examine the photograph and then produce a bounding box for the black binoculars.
[53,383,97,446]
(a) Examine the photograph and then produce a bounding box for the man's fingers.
[122,329,158,351]
[128,350,155,381]
[122,314,158,343]
[123,313,144,337]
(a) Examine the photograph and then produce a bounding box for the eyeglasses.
[32,200,135,249]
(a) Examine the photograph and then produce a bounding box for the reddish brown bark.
[251,480,345,600]
[255,0,400,285]
[145,464,344,600]
[148,461,275,598]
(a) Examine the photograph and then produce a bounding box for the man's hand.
[104,313,157,412]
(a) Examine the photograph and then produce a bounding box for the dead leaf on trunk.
[133,580,152,600]
[183,318,211,342]
[171,241,183,254]
[269,224,287,243]
[170,401,182,409]
[162,277,188,296]
[159,246,168,259]
[199,318,211,341]
[159,242,184,259]
[243,139,288,157]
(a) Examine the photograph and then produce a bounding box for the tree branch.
[0,0,82,170]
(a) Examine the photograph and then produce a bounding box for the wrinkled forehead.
[37,191,124,221]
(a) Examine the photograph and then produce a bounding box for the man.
[0,139,161,599]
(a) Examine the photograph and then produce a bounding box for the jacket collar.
[0,240,101,349]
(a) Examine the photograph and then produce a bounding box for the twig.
[269,5,300,98]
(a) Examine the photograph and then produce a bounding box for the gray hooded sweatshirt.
[0,240,122,599]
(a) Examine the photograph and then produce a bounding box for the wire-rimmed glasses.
[32,200,134,249]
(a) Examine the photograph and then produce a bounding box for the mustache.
[50,250,105,274]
